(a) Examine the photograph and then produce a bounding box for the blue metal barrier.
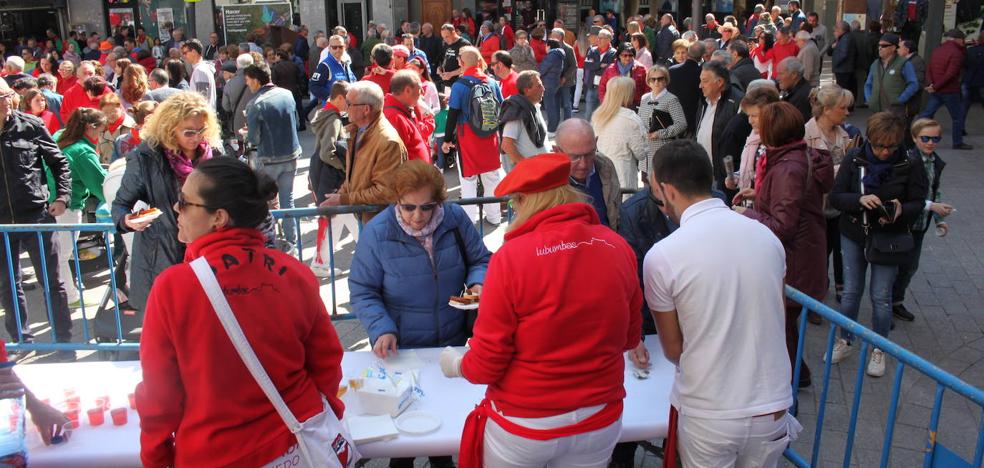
[783,286,984,467]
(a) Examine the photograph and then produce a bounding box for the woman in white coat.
[591,77,650,190]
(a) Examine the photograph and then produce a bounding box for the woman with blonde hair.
[441,153,641,467]
[111,91,221,315]
[118,63,148,109]
[592,76,649,189]
[97,92,136,162]
[805,84,855,310]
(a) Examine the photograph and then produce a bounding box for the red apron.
[458,399,623,468]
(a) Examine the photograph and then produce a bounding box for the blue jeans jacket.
[245,85,301,163]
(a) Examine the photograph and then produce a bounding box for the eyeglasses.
[180,127,207,138]
[620,53,634,58]
[330,45,345,50]
[0,90,15,100]
[398,202,438,212]
[177,192,211,211]
[919,135,942,143]
[489,61,499,67]
[566,149,596,163]
[871,143,899,153]
[878,43,895,48]
[648,76,667,83]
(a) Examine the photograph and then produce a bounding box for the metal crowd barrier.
[784,286,984,467]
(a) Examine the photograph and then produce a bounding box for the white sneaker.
[310,262,342,278]
[825,338,853,364]
[867,348,886,377]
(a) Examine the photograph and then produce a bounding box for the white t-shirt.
[501,110,548,159]
[696,98,717,165]
[643,198,792,420]
[190,60,217,109]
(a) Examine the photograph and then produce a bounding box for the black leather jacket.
[0,111,70,223]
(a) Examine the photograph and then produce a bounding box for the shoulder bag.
[190,257,360,468]
[858,164,914,265]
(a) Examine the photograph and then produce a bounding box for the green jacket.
[52,130,107,210]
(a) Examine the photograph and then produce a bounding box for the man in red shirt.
[361,43,396,95]
[383,70,436,162]
[767,27,800,68]
[60,63,108,123]
[490,51,518,98]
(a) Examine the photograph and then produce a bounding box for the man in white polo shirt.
[642,140,800,467]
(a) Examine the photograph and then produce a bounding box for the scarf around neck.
[861,143,902,191]
[164,142,213,185]
[498,94,546,148]
[617,60,633,75]
[394,203,445,262]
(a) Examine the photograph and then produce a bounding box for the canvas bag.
[190,257,360,468]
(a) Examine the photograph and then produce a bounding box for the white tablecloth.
[16,339,673,467]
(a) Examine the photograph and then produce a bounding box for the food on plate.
[133,207,162,218]
[449,294,479,305]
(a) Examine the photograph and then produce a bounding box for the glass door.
[339,0,366,45]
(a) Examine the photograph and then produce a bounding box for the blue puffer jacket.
[349,203,492,348]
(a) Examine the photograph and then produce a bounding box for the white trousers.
[458,168,503,224]
[678,412,802,468]
[483,404,622,468]
[573,68,585,108]
[55,209,81,302]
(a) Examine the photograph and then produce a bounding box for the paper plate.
[395,410,441,435]
[130,210,163,224]
[448,300,479,310]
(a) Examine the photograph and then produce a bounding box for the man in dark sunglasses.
[309,35,357,107]
[863,33,919,119]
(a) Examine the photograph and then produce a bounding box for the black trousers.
[826,215,844,288]
[892,228,928,305]
[0,212,72,342]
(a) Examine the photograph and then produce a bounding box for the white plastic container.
[355,378,413,417]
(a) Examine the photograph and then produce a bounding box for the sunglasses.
[330,45,345,50]
[620,53,635,58]
[878,43,895,48]
[648,76,667,83]
[181,127,207,138]
[399,202,438,212]
[177,192,210,211]
[919,135,942,143]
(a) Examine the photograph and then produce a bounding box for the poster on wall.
[219,3,292,45]
[109,8,136,28]
[157,8,174,40]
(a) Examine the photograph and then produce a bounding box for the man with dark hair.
[36,73,63,126]
[830,21,857,104]
[310,35,357,106]
[669,41,704,134]
[728,40,759,92]
[499,70,548,168]
[243,61,302,248]
[383,69,435,162]
[437,23,471,90]
[807,12,829,55]
[643,138,797,468]
[919,29,971,150]
[695,60,743,190]
[489,50,518,98]
[362,43,396,95]
[271,49,306,131]
[182,38,217,108]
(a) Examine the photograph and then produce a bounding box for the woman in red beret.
[440,153,643,467]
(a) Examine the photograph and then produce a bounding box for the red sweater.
[56,76,77,96]
[926,40,965,94]
[136,228,345,468]
[598,61,649,108]
[499,71,519,99]
[530,38,547,64]
[766,41,800,69]
[362,66,396,93]
[460,203,642,418]
[60,83,109,124]
[383,93,435,163]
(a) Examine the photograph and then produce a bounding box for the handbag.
[190,257,360,468]
[648,107,674,134]
[858,164,914,266]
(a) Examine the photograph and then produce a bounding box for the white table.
[16,339,673,467]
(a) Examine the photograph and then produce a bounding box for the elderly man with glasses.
[0,80,75,360]
[864,32,919,118]
[555,118,620,230]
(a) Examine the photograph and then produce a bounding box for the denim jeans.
[583,86,600,120]
[0,211,72,342]
[256,158,298,244]
[840,235,898,341]
[559,85,574,121]
[543,86,562,133]
[892,228,927,305]
[919,92,965,146]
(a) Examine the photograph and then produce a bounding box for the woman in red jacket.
[440,153,643,468]
[136,157,345,468]
[733,101,834,389]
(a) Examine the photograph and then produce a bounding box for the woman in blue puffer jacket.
[350,160,492,357]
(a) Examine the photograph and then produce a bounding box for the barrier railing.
[783,286,984,467]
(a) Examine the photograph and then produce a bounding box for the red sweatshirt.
[56,76,77,96]
[136,228,345,468]
[362,66,396,93]
[460,203,642,418]
[383,93,435,163]
[60,83,109,124]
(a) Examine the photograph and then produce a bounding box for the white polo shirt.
[643,198,793,420]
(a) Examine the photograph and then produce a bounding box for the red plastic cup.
[63,409,80,428]
[64,399,80,412]
[87,408,104,426]
[63,388,77,399]
[128,393,136,410]
[110,408,127,426]
[94,396,110,411]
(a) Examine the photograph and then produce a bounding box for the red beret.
[494,153,571,197]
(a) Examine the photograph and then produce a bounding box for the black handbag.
[859,163,914,265]
[648,107,674,133]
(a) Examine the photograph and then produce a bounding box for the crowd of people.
[0,6,976,468]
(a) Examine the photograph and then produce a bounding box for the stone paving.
[6,67,984,468]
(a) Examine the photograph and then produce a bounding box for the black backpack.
[457,77,501,137]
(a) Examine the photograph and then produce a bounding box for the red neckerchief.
[84,134,99,146]
[322,101,339,112]
[462,66,488,81]
[129,127,141,146]
[107,114,125,134]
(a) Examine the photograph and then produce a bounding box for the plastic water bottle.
[0,363,27,468]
